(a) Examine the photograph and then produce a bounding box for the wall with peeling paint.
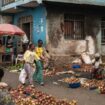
[46,6,102,65]
[47,12,101,55]
[47,11,87,55]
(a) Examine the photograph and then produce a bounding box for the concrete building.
[1,0,105,64]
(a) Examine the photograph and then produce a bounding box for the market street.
[2,70,105,105]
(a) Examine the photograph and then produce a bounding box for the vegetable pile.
[10,85,77,105]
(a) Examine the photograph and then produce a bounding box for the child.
[23,43,35,86]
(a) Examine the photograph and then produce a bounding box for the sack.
[81,52,92,64]
[19,69,27,84]
[85,36,95,55]
[72,58,82,64]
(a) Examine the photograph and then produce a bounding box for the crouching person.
[92,53,102,79]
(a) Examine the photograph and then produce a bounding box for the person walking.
[23,43,35,86]
[33,39,46,86]
[35,39,50,69]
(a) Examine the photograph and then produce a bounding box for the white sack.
[19,69,27,84]
[72,58,82,64]
[85,36,95,55]
[81,52,92,64]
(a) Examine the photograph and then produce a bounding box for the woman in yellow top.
[35,39,50,69]
[33,39,45,85]
[35,39,44,59]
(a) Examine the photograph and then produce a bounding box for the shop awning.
[0,24,25,36]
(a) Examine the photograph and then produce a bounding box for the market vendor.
[6,36,13,53]
[0,40,5,63]
[92,53,102,78]
[0,40,5,53]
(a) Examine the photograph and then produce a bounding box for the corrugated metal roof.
[44,0,105,6]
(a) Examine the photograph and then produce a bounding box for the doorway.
[18,15,33,53]
[22,23,31,41]
[18,15,33,42]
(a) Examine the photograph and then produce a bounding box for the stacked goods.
[10,85,77,105]
[62,77,80,84]
[57,100,77,105]
[97,81,105,94]
[65,64,93,73]
[63,64,72,70]
[82,79,98,89]
[82,79,105,92]
[44,64,93,77]
[80,64,93,73]
[74,64,93,73]
[63,77,80,88]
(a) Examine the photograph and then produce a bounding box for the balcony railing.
[2,0,23,6]
[2,0,15,6]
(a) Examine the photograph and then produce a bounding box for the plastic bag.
[19,69,27,84]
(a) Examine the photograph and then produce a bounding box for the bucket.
[72,64,81,69]
[69,82,81,88]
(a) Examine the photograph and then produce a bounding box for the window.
[101,17,105,45]
[64,14,84,40]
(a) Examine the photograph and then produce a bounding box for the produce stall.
[43,62,105,94]
[0,24,25,65]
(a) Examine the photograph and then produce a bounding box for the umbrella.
[0,24,25,36]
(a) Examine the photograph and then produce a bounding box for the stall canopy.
[0,24,25,36]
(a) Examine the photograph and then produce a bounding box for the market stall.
[0,24,25,64]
